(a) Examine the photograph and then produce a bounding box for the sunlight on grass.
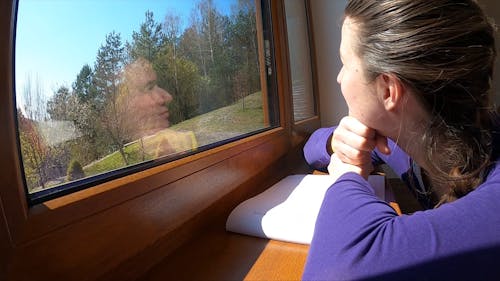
[173,92,265,146]
[82,92,265,177]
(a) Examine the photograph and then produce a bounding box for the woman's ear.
[376,73,404,111]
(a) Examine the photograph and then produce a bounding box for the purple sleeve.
[304,127,411,176]
[303,127,335,172]
[302,168,500,280]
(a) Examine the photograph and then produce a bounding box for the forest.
[17,0,264,193]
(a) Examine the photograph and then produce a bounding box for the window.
[15,0,278,204]
[284,0,316,121]
[3,1,320,278]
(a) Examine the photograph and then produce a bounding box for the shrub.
[66,159,85,181]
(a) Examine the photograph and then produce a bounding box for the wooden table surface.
[141,225,309,281]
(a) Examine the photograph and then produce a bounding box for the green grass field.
[82,91,266,177]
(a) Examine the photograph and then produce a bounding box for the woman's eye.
[144,84,155,92]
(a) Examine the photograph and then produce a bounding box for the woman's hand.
[328,116,389,179]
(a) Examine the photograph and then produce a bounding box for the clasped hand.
[328,116,390,180]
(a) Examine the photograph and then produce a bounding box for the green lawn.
[82,91,266,177]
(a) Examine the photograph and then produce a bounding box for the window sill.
[11,127,285,244]
[5,125,312,280]
[140,225,309,281]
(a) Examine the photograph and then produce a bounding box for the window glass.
[284,0,316,121]
[15,0,277,203]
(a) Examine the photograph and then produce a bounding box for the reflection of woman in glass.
[120,57,196,158]
[121,57,173,139]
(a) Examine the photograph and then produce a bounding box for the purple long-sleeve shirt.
[302,127,500,280]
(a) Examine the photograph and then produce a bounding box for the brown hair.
[344,0,498,206]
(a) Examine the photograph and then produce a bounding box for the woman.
[120,57,173,139]
[119,58,197,158]
[302,0,500,280]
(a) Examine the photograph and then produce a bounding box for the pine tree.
[127,11,164,62]
[93,31,129,165]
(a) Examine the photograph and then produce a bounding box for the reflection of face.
[126,59,172,99]
[337,18,383,128]
[124,58,173,137]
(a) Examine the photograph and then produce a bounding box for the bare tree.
[18,74,48,191]
[164,12,182,95]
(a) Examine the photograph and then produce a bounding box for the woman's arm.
[302,170,500,280]
[303,126,409,176]
[303,127,336,172]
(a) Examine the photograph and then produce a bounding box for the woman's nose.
[336,66,344,85]
[155,86,173,104]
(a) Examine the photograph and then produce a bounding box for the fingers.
[375,133,391,155]
[339,116,376,139]
[329,116,378,178]
[333,116,391,155]
[333,126,376,153]
[334,140,373,165]
[332,116,377,153]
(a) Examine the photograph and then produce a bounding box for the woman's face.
[135,68,172,127]
[337,18,384,129]
[125,59,173,137]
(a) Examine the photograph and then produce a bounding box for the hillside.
[83,92,266,177]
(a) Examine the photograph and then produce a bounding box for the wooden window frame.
[0,0,320,279]
[284,0,321,133]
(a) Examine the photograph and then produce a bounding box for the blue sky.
[15,0,233,109]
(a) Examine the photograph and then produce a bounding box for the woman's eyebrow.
[146,79,156,89]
